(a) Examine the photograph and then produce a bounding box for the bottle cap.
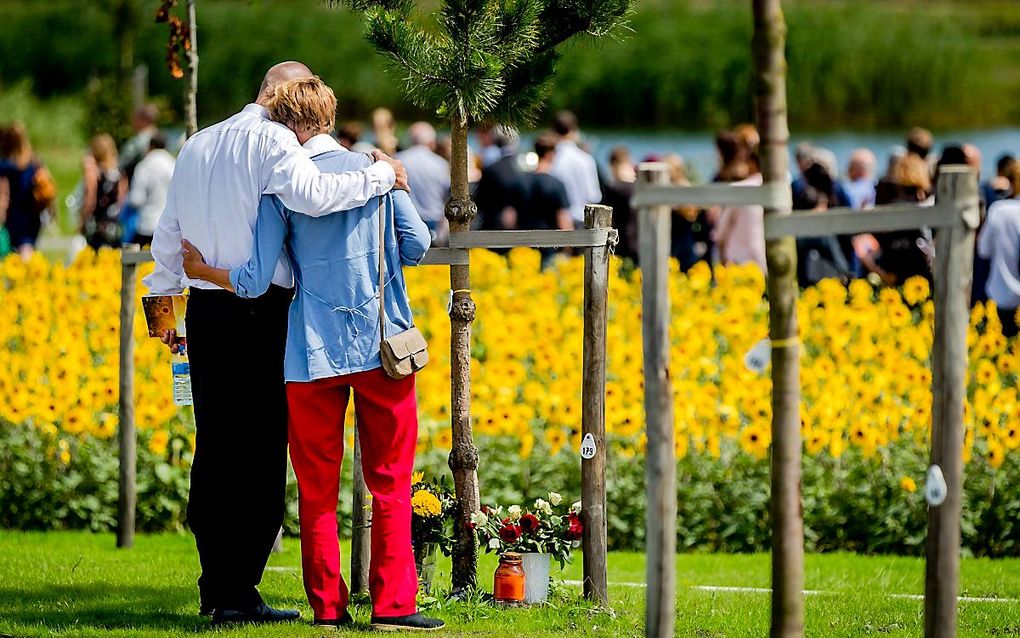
[500,552,522,563]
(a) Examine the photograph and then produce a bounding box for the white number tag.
[744,339,771,374]
[926,465,947,506]
[580,433,597,460]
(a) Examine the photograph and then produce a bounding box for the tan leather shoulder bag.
[378,195,429,379]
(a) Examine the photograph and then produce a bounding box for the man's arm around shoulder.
[263,134,408,217]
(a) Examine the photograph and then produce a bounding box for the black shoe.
[199,604,215,617]
[211,603,301,626]
[370,612,445,632]
[314,611,354,629]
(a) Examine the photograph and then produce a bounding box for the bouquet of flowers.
[410,472,456,555]
[471,492,584,568]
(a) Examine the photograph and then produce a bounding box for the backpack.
[30,163,57,214]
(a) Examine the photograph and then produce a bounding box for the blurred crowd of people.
[0,104,176,260]
[7,104,1019,332]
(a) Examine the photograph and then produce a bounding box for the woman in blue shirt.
[182,77,441,632]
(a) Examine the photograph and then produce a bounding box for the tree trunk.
[752,2,803,637]
[445,117,480,593]
[184,0,199,137]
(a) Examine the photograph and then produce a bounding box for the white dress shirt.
[127,148,175,237]
[978,197,1020,309]
[144,104,396,294]
[550,139,602,224]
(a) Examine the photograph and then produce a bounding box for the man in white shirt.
[145,61,407,627]
[396,122,450,239]
[977,172,1020,337]
[125,131,175,245]
[549,110,602,228]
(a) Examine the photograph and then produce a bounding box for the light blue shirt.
[229,135,432,382]
[978,197,1020,310]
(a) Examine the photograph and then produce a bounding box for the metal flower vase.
[521,552,551,604]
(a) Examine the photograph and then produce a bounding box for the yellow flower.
[411,489,442,518]
[411,471,425,484]
[148,430,170,456]
[901,276,930,305]
[988,442,1005,469]
[738,425,770,460]
[899,476,917,493]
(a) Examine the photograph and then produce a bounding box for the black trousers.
[184,285,292,610]
[999,306,1019,339]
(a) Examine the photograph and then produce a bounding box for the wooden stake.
[751,2,803,636]
[117,257,138,549]
[184,0,199,137]
[925,167,979,638]
[581,203,613,605]
[446,118,480,593]
[351,425,372,595]
[637,164,676,637]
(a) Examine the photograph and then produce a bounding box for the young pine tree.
[331,0,633,592]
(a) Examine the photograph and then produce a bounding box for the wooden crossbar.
[419,247,469,266]
[122,246,469,267]
[631,180,793,209]
[448,228,615,249]
[763,203,960,240]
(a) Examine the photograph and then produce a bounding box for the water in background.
[522,128,1020,183]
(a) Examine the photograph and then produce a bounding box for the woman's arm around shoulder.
[392,189,431,266]
[182,194,289,297]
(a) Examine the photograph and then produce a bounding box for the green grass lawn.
[1,533,1018,637]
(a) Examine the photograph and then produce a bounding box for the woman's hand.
[181,239,207,279]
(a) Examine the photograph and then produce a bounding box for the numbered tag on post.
[744,338,771,374]
[580,433,597,460]
[926,465,947,506]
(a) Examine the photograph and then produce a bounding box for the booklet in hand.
[142,294,188,338]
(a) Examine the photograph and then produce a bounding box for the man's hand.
[373,150,410,192]
[181,239,206,279]
[160,328,186,354]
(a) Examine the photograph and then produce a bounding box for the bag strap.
[378,194,386,344]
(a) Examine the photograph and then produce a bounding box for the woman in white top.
[977,164,1020,337]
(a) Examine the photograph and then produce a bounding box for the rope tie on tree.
[770,336,801,349]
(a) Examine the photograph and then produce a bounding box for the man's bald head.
[257,61,313,104]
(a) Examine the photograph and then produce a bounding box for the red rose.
[519,513,541,535]
[565,513,583,541]
[499,523,522,543]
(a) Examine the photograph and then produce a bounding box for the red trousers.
[286,367,419,621]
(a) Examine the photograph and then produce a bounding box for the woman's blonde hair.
[266,76,337,137]
[892,154,931,193]
[90,134,119,170]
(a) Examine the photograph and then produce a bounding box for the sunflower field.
[1,248,1018,555]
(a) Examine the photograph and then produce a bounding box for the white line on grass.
[263,569,1017,605]
[560,580,1018,604]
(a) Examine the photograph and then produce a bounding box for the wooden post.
[184,0,199,137]
[751,2,803,636]
[925,167,979,638]
[637,164,676,637]
[445,118,480,593]
[581,203,613,605]
[350,426,372,595]
[117,255,139,549]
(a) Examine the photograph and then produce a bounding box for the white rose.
[534,498,553,516]
[507,505,522,521]
[570,501,582,514]
[470,511,488,526]
[548,492,562,506]
[488,538,501,549]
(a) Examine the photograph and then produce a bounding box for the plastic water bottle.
[172,345,193,406]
